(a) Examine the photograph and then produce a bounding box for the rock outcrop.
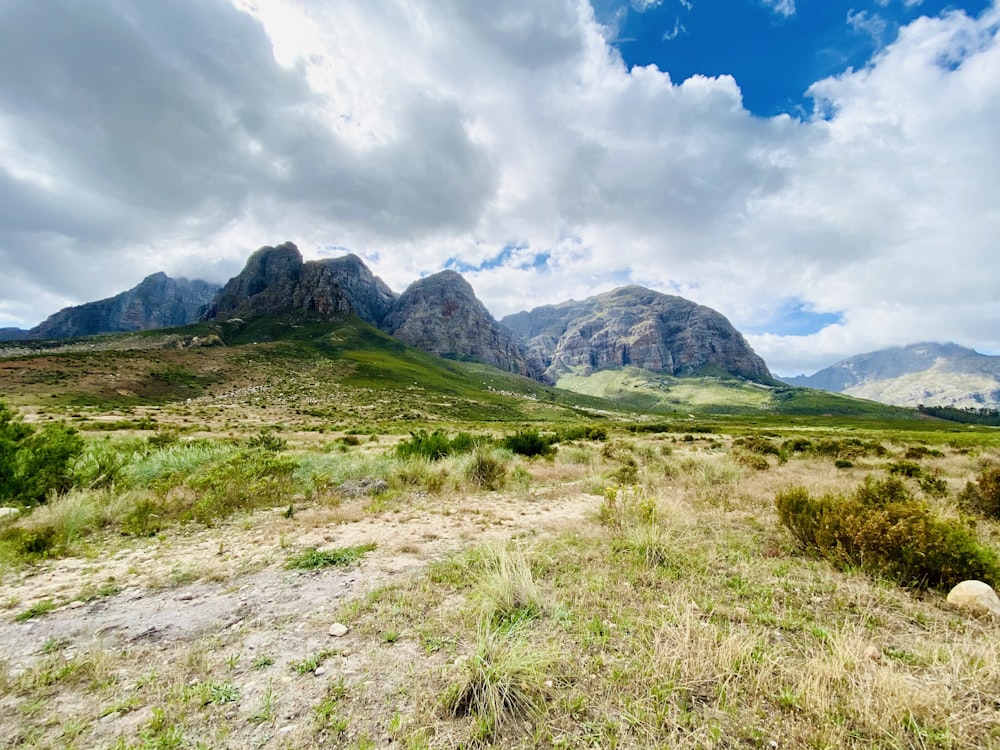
[382,271,537,378]
[26,273,219,340]
[502,286,771,383]
[207,242,396,326]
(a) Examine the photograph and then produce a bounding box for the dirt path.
[1,488,597,676]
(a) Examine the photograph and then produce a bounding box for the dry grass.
[4,433,1000,748]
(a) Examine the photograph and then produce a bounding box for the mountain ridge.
[780,342,1000,408]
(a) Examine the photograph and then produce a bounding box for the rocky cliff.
[26,273,219,340]
[382,271,537,378]
[780,342,1000,408]
[207,242,396,326]
[502,286,771,383]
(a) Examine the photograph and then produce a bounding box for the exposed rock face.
[208,242,396,326]
[382,271,536,378]
[780,342,1000,409]
[27,273,220,340]
[502,286,771,383]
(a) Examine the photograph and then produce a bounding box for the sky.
[0,1,998,376]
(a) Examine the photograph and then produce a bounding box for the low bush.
[776,476,999,590]
[394,430,483,461]
[465,449,508,491]
[501,429,555,458]
[959,463,1000,520]
[1,401,84,507]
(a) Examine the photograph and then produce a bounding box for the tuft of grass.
[14,598,58,622]
[285,541,377,570]
[444,617,553,738]
[471,542,545,627]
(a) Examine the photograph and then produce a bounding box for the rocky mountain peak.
[382,271,537,378]
[502,285,770,383]
[208,242,396,326]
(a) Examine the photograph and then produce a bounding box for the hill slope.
[781,342,1000,408]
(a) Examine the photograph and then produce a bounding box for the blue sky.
[598,0,992,116]
[1,0,998,375]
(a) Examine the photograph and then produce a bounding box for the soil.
[0,487,598,748]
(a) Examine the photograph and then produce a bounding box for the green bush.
[887,461,922,478]
[0,402,84,507]
[501,430,555,458]
[394,430,483,461]
[776,477,999,590]
[733,435,780,456]
[959,463,1000,520]
[183,449,298,524]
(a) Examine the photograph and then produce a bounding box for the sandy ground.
[0,487,598,748]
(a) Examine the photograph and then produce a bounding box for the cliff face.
[502,286,771,383]
[207,242,396,326]
[382,271,537,378]
[27,273,219,340]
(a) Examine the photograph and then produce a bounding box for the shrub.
[501,430,555,458]
[466,450,508,491]
[959,463,1000,520]
[776,477,999,590]
[734,451,769,471]
[887,461,922,478]
[246,430,287,452]
[1,402,84,507]
[394,430,483,461]
[733,435,780,456]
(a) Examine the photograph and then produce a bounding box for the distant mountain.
[780,342,1000,408]
[382,271,536,378]
[21,273,219,340]
[207,241,396,326]
[0,328,29,341]
[502,286,771,384]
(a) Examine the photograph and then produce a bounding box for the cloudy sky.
[1,0,997,375]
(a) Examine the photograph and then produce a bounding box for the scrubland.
[3,413,1000,749]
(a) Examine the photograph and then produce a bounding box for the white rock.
[0,506,19,522]
[328,623,349,637]
[947,580,1000,618]
[314,666,326,677]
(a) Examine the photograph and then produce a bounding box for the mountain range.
[1,242,770,387]
[781,342,1000,409]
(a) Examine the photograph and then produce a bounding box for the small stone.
[544,679,554,689]
[314,666,326,677]
[278,725,295,735]
[864,646,882,661]
[328,623,349,638]
[947,580,1000,618]
[67,600,85,609]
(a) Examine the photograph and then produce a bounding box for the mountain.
[502,286,771,384]
[0,328,29,341]
[207,241,397,326]
[24,273,219,340]
[382,271,536,378]
[780,342,1000,408]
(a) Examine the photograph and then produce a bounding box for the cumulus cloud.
[0,0,997,377]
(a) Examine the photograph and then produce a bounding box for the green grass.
[286,542,377,570]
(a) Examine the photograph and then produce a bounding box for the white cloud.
[0,0,998,378]
[847,9,888,43]
[762,0,796,18]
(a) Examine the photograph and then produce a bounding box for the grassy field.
[2,319,1000,748]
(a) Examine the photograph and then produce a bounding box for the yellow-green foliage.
[960,463,1000,520]
[776,476,999,589]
